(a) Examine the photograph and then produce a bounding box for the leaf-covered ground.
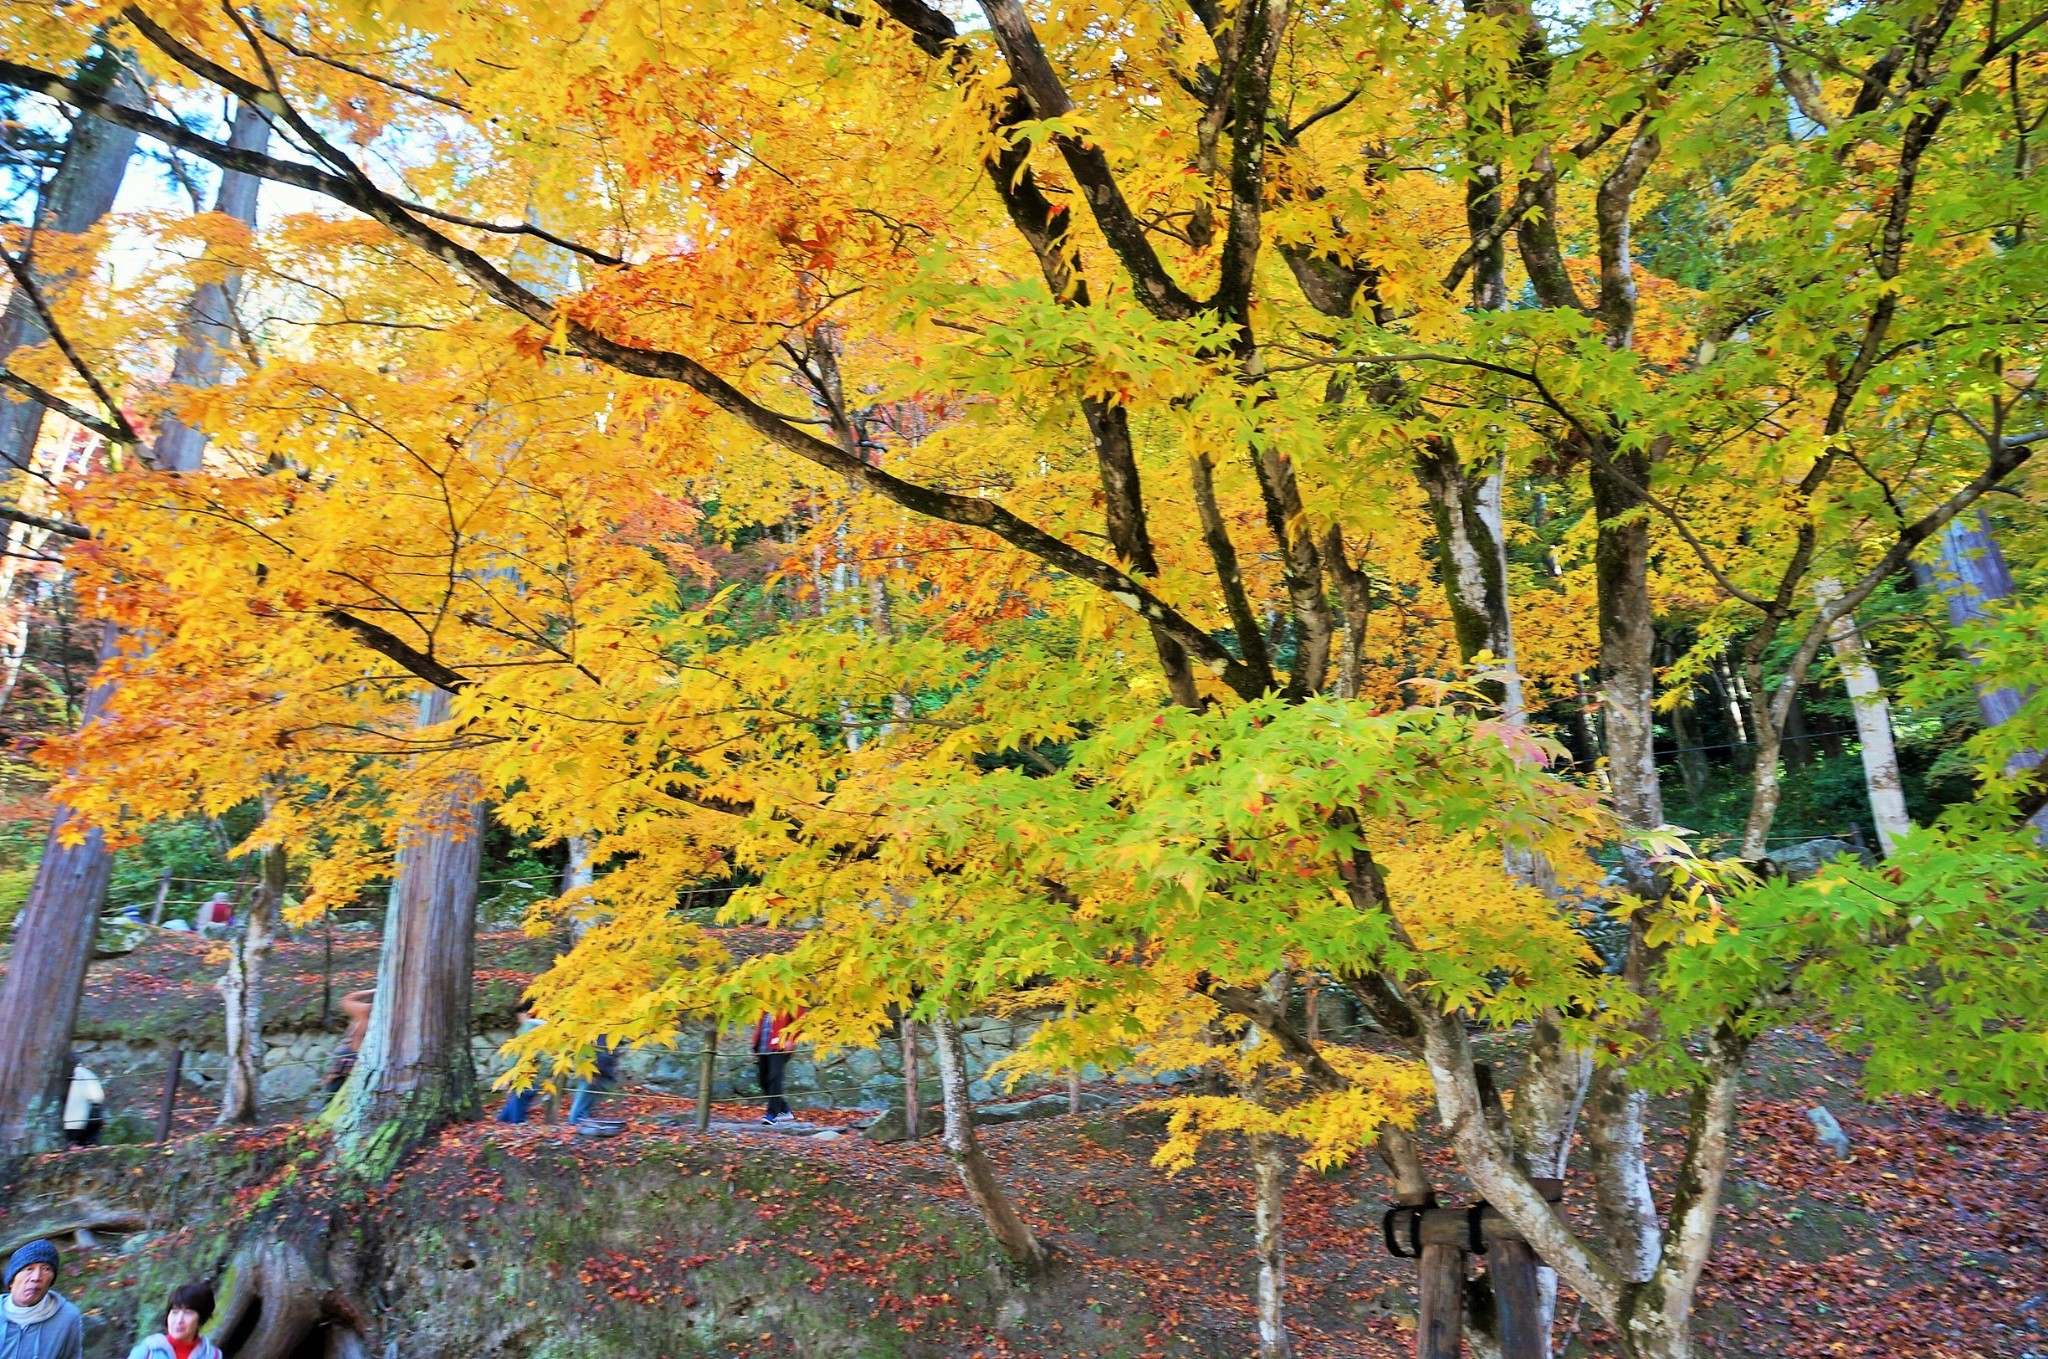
[12,1025,2042,1359]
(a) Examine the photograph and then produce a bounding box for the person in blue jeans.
[495,1009,545,1124]
[567,1038,621,1122]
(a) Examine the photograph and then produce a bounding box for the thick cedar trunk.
[1814,579,1912,854]
[0,69,145,1152]
[154,100,270,473]
[1919,512,2048,838]
[0,629,117,1156]
[329,688,483,1173]
[931,1012,1047,1271]
[217,842,286,1125]
[0,55,144,466]
[0,93,265,1155]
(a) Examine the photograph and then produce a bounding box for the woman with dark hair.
[126,1282,221,1359]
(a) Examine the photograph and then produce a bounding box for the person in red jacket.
[750,1008,806,1125]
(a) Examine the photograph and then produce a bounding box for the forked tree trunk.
[929,1012,1047,1272]
[0,630,117,1157]
[328,688,483,1175]
[1814,579,1912,854]
[216,842,285,1126]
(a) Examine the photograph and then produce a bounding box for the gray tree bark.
[0,94,267,1154]
[0,626,117,1156]
[216,841,285,1125]
[0,54,145,468]
[153,99,269,473]
[329,688,483,1174]
[930,1012,1047,1271]
[1813,578,1913,854]
[1918,511,2048,838]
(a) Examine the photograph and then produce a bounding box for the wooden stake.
[900,1014,920,1141]
[1491,1239,1547,1359]
[694,1019,716,1132]
[154,1047,182,1144]
[148,867,172,925]
[1416,1242,1464,1359]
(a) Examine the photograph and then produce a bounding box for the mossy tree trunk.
[328,687,483,1177]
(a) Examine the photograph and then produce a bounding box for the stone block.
[861,1106,945,1143]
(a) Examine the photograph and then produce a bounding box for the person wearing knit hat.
[1,1239,83,1359]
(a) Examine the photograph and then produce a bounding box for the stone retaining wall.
[71,1011,1182,1129]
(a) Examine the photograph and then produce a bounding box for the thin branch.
[0,371,135,450]
[0,249,139,446]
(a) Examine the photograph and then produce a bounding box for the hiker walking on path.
[566,1038,621,1123]
[321,989,375,1094]
[125,1282,222,1359]
[495,1007,546,1124]
[752,1007,805,1125]
[2,1240,83,1359]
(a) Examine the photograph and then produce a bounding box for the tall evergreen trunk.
[1814,579,1913,854]
[328,687,483,1175]
[0,90,266,1156]
[1918,512,2048,838]
[929,1012,1047,1272]
[0,61,143,1156]
[0,54,144,467]
[216,841,285,1125]
[0,632,116,1156]
[153,100,269,473]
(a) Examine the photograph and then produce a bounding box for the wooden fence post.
[1490,1238,1546,1359]
[694,1020,716,1132]
[900,1014,920,1141]
[154,1048,182,1143]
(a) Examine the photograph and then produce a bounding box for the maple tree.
[0,0,2046,1356]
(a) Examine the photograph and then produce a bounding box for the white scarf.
[3,1291,59,1326]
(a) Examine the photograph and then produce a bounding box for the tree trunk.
[0,55,144,467]
[1583,1066,1661,1284]
[1590,440,1664,838]
[1250,1126,1292,1359]
[153,99,270,474]
[216,842,285,1126]
[328,687,483,1176]
[1814,579,1913,855]
[1667,689,1710,806]
[1918,512,2048,838]
[1508,1014,1592,1348]
[930,1012,1047,1271]
[0,628,117,1157]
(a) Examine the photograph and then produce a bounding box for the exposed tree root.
[213,1213,374,1359]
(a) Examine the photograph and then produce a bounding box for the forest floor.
[5,1016,2041,1359]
